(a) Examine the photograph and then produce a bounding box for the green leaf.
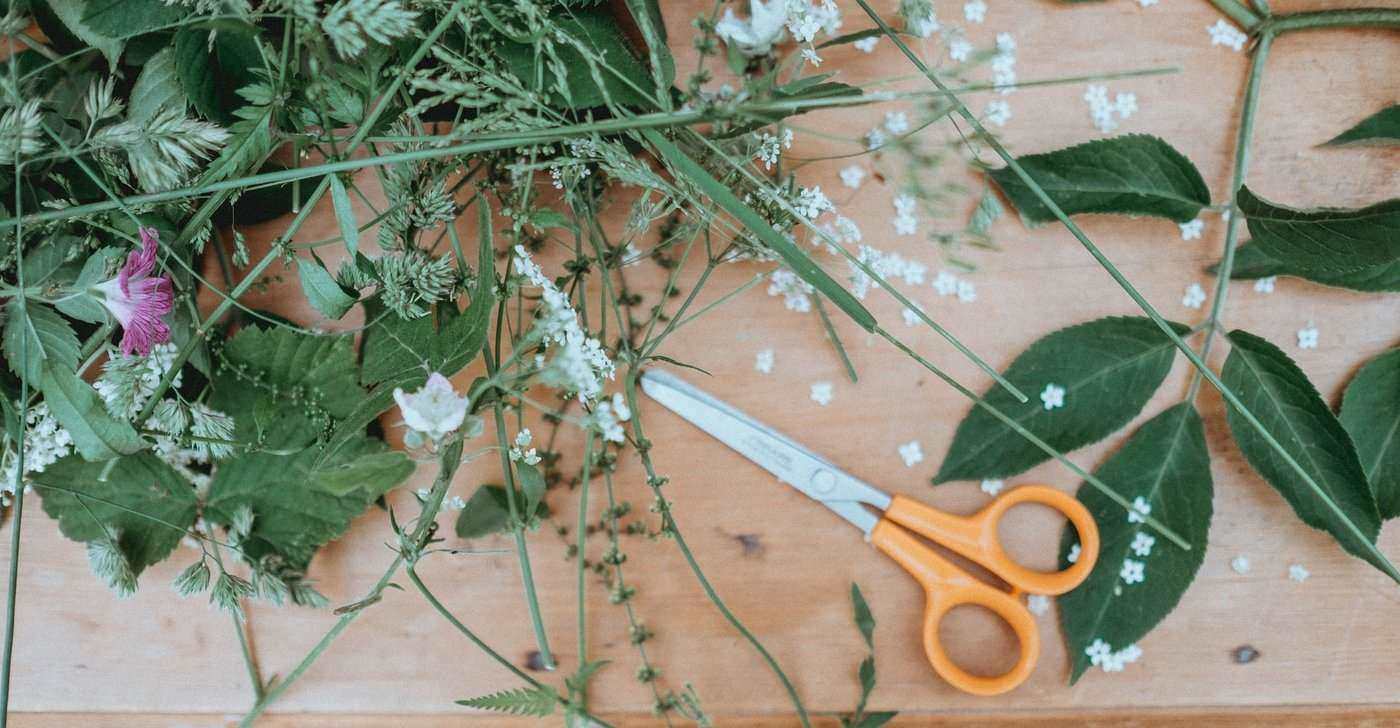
[82,0,188,37]
[1238,186,1400,274]
[498,8,655,110]
[967,187,1003,236]
[198,88,274,184]
[1222,330,1388,576]
[309,448,414,497]
[173,27,262,124]
[128,47,184,123]
[1207,242,1400,293]
[298,258,357,320]
[456,685,559,717]
[643,129,876,332]
[21,236,79,285]
[857,656,876,710]
[935,316,1186,483]
[852,713,897,728]
[215,325,364,426]
[988,134,1210,225]
[517,461,546,525]
[328,174,360,257]
[1325,105,1400,147]
[454,484,513,539]
[40,367,146,460]
[5,300,79,382]
[850,582,874,650]
[32,453,197,577]
[1058,403,1212,684]
[42,0,124,69]
[1340,348,1400,519]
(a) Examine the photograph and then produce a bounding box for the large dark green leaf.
[4,300,79,382]
[1207,242,1400,293]
[988,135,1210,225]
[499,7,656,110]
[128,47,184,123]
[42,0,123,68]
[1222,330,1388,575]
[216,325,364,425]
[1340,348,1400,520]
[1238,186,1400,274]
[1059,403,1212,683]
[40,367,145,460]
[81,0,187,38]
[1325,105,1400,147]
[173,26,263,124]
[934,316,1186,483]
[33,453,197,576]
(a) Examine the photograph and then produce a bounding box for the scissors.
[639,369,1100,696]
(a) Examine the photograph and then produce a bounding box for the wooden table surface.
[7,0,1400,725]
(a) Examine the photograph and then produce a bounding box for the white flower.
[1231,554,1251,574]
[839,164,866,189]
[610,392,631,423]
[893,215,917,236]
[801,47,822,66]
[768,268,814,312]
[1120,558,1145,584]
[1139,0,1159,6]
[1182,282,1207,309]
[948,38,972,62]
[1128,496,1151,524]
[897,440,924,468]
[756,132,784,169]
[514,246,616,403]
[393,373,469,441]
[847,245,925,299]
[883,111,910,135]
[956,280,976,303]
[833,216,862,245]
[1288,563,1310,582]
[794,185,833,219]
[1253,276,1276,293]
[810,381,834,406]
[902,307,922,327]
[1114,92,1138,118]
[933,270,959,296]
[865,128,886,149]
[995,32,1016,54]
[1179,218,1205,240]
[1085,639,1112,666]
[984,100,1011,127]
[1130,532,1156,557]
[755,348,775,374]
[894,193,917,215]
[447,496,467,510]
[1067,543,1082,564]
[1026,594,1050,615]
[587,399,628,443]
[1208,19,1247,51]
[1297,325,1319,350]
[853,36,878,53]
[980,479,1004,496]
[964,0,987,23]
[1040,383,1066,411]
[716,0,789,57]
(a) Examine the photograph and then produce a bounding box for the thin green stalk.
[575,431,595,702]
[813,297,858,383]
[1208,0,1263,30]
[861,0,1399,579]
[0,122,29,728]
[209,543,265,701]
[1267,8,1400,34]
[622,373,810,728]
[405,564,544,688]
[240,438,465,727]
[1188,30,1273,402]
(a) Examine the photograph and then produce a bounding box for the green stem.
[813,296,859,383]
[240,438,465,726]
[575,431,595,703]
[208,542,264,700]
[1208,0,1263,30]
[1267,8,1400,34]
[405,564,544,688]
[1188,30,1273,402]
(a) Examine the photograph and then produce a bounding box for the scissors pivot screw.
[810,470,836,495]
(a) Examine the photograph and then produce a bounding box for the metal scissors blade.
[639,369,891,534]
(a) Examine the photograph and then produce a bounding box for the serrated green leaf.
[935,316,1186,483]
[1059,403,1212,684]
[456,685,559,717]
[850,582,874,650]
[989,134,1210,225]
[1207,242,1400,293]
[643,129,876,332]
[81,0,187,38]
[40,367,146,460]
[32,453,197,577]
[1340,348,1400,519]
[1325,105,1400,147]
[42,0,124,69]
[5,300,79,382]
[498,8,655,110]
[1222,330,1388,575]
[198,88,274,184]
[1238,186,1400,274]
[216,325,363,426]
[129,47,184,123]
[328,174,360,257]
[310,449,414,497]
[298,258,357,320]
[21,236,78,285]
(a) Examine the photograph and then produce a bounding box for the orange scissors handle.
[869,485,1100,696]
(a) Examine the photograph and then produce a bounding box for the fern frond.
[456,686,559,717]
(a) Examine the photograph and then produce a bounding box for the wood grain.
[5,0,1400,724]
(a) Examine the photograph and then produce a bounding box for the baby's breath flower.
[1026,594,1050,615]
[980,479,1004,496]
[1254,276,1276,294]
[715,0,788,57]
[897,440,924,468]
[1182,282,1207,309]
[1288,563,1310,582]
[1040,383,1066,411]
[755,349,775,374]
[839,165,866,189]
[514,245,616,403]
[1208,19,1247,51]
[809,381,834,406]
[1179,218,1205,240]
[1297,324,1319,350]
[767,268,814,312]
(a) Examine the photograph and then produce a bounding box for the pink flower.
[96,227,173,356]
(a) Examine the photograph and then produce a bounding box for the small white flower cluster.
[1086,639,1143,673]
[1297,324,1319,350]
[1040,383,1066,410]
[755,128,794,170]
[94,342,184,420]
[1253,276,1276,294]
[964,0,987,24]
[1182,282,1207,309]
[1128,496,1151,524]
[853,36,879,53]
[793,185,834,220]
[984,99,1011,127]
[768,268,816,312]
[980,479,1004,496]
[893,194,919,236]
[848,245,927,300]
[902,0,940,37]
[587,393,632,444]
[1084,85,1138,134]
[755,348,775,374]
[509,429,541,466]
[0,403,73,505]
[1208,19,1248,51]
[1026,593,1050,616]
[1288,563,1310,582]
[1120,557,1145,584]
[931,270,976,303]
[810,381,834,406]
[883,111,910,136]
[1179,218,1205,240]
[948,36,972,63]
[1230,554,1251,574]
[897,440,924,468]
[514,246,616,403]
[1067,542,1082,563]
[839,164,866,189]
[992,33,1017,94]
